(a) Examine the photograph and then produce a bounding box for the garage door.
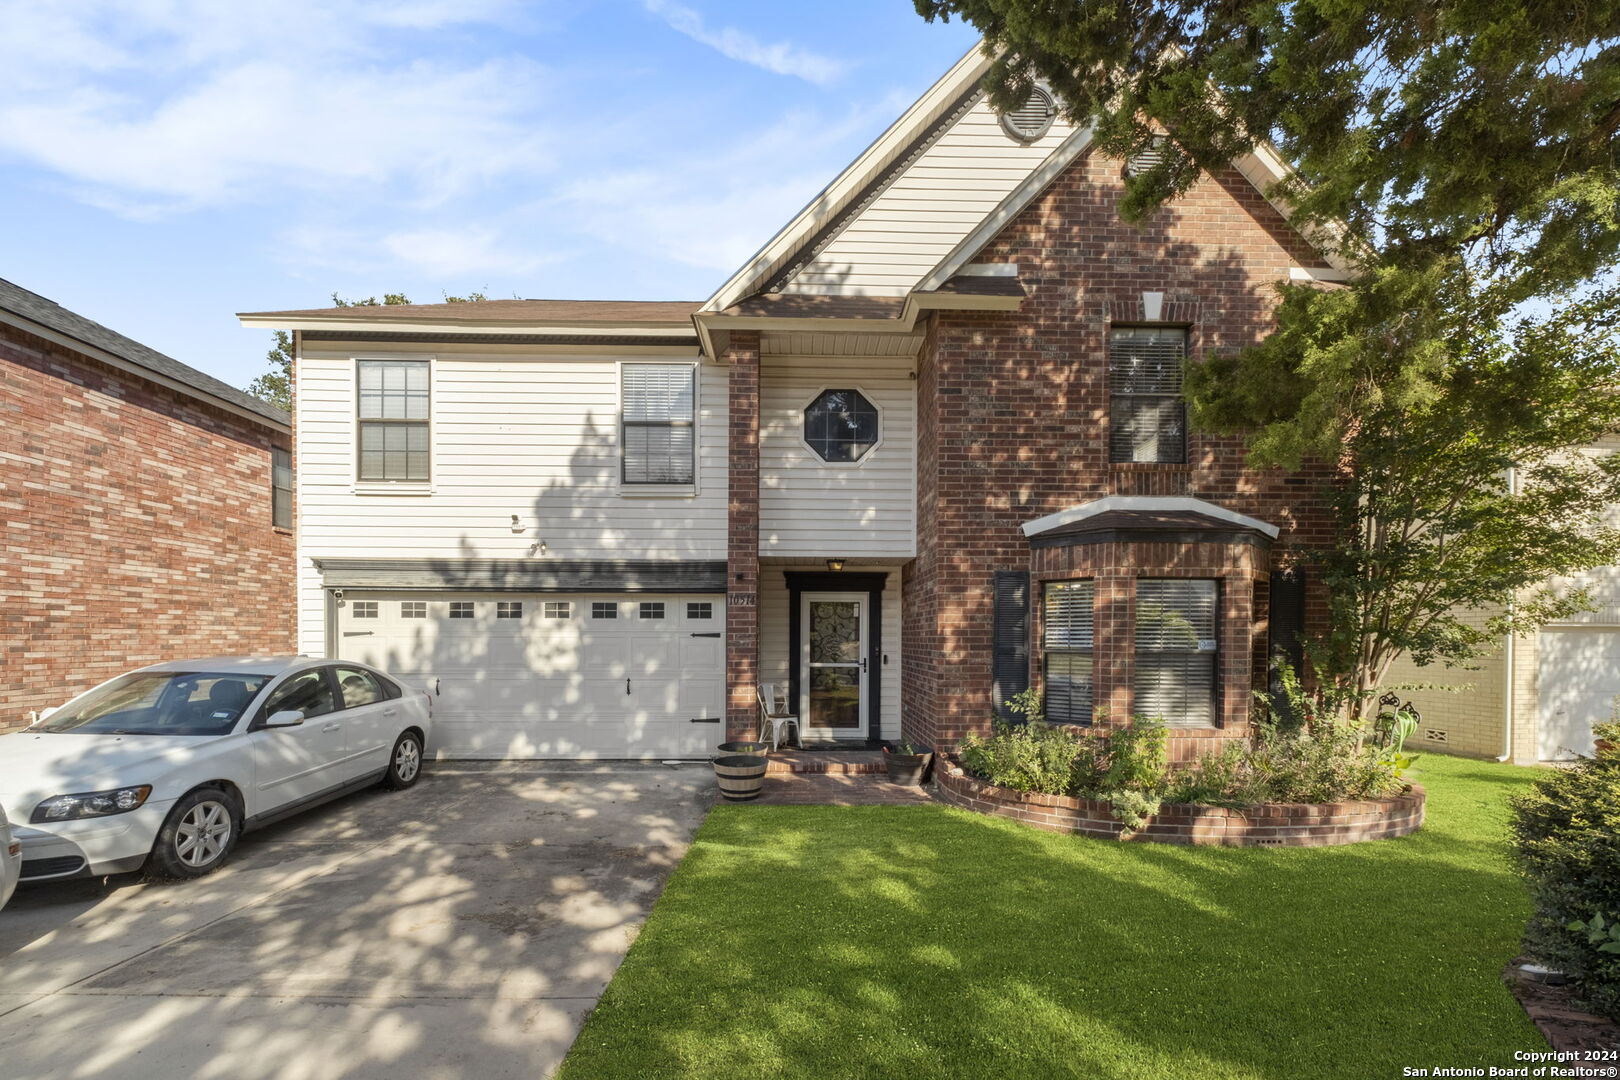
[334,592,725,759]
[1536,628,1612,760]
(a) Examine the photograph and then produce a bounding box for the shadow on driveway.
[0,762,714,1080]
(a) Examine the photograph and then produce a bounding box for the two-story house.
[240,46,1345,761]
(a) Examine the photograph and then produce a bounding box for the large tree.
[246,291,489,412]
[915,1,1620,713]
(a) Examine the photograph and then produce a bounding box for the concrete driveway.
[0,762,714,1080]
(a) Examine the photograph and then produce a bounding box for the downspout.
[1498,464,1517,762]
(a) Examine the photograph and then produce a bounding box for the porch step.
[765,750,886,776]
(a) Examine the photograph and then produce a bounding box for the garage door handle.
[690,632,721,638]
[689,717,721,724]
[626,678,632,695]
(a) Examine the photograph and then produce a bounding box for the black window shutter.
[991,570,1031,721]
[1268,568,1307,721]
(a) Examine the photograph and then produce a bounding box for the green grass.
[559,754,1546,1080]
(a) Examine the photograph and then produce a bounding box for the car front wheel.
[149,788,240,880]
[382,731,423,790]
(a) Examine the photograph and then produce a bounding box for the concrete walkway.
[0,763,713,1080]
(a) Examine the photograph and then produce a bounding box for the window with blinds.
[357,359,429,482]
[1134,579,1218,726]
[1043,580,1095,725]
[622,364,696,485]
[1109,327,1187,463]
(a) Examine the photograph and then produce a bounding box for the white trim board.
[1020,496,1281,539]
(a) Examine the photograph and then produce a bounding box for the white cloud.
[643,1,845,86]
[0,1,549,215]
[281,223,560,278]
[551,94,909,275]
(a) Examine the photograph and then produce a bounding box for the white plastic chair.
[756,683,800,751]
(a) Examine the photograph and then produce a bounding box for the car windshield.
[35,672,270,736]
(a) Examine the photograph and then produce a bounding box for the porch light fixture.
[826,558,846,572]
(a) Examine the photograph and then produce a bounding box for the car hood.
[0,732,215,821]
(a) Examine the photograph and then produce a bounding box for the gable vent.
[1126,136,1170,177]
[1001,86,1055,142]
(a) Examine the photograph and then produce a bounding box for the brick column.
[725,332,762,740]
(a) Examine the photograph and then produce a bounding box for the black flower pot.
[883,744,933,787]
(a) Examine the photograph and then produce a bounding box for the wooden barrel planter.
[712,754,769,801]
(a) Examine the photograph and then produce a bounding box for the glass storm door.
[800,593,868,740]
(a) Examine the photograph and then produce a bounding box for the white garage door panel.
[335,592,725,759]
[1536,629,1612,761]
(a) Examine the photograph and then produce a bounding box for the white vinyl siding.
[780,94,1078,297]
[759,354,916,557]
[1135,579,1219,726]
[291,343,726,656]
[758,564,903,741]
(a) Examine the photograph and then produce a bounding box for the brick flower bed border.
[933,758,1426,847]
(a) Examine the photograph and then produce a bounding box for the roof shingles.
[0,278,288,427]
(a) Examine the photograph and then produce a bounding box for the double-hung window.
[621,364,695,486]
[271,447,293,528]
[1109,327,1187,463]
[357,359,429,482]
[1043,581,1095,725]
[1134,579,1219,726]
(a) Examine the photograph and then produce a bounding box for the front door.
[800,592,868,741]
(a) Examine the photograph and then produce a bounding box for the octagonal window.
[804,389,880,463]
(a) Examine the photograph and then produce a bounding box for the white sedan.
[0,805,19,911]
[0,656,432,883]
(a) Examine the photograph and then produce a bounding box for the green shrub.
[958,720,1079,795]
[1510,753,1620,1020]
[1098,717,1168,794]
[1245,720,1406,803]
[1163,741,1267,808]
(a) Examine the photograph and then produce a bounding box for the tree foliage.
[246,291,490,411]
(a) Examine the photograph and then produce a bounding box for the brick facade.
[0,323,294,731]
[901,151,1337,754]
[725,331,762,740]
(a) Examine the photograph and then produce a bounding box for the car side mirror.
[266,709,305,728]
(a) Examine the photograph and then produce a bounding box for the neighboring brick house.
[240,44,1342,761]
[1,278,295,732]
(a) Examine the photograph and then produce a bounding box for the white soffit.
[1019,496,1281,539]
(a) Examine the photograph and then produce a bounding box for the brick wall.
[725,331,762,740]
[903,151,1337,752]
[0,323,294,731]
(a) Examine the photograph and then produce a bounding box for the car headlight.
[31,785,153,823]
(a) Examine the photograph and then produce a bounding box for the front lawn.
[559,754,1545,1080]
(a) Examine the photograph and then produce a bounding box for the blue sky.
[0,1,979,391]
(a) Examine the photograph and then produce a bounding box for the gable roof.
[0,277,289,430]
[703,42,1350,315]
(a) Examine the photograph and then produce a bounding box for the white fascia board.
[955,263,1020,277]
[701,42,994,314]
[0,308,290,434]
[236,314,696,338]
[1019,495,1281,539]
[915,125,1095,293]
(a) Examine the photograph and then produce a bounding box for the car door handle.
[322,722,341,733]
[383,708,397,717]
